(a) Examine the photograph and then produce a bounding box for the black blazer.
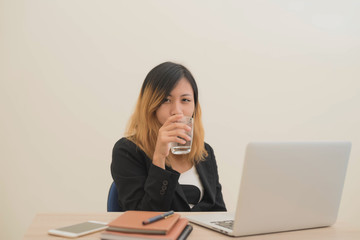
[111,138,227,212]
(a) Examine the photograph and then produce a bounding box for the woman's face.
[156,77,195,125]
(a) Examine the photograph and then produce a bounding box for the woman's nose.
[170,101,182,116]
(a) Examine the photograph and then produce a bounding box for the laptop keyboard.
[211,220,234,230]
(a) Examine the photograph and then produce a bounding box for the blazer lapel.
[195,162,214,201]
[175,183,188,203]
[166,166,190,208]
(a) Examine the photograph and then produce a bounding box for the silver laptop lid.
[232,142,351,236]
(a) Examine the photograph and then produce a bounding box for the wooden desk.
[24,212,360,240]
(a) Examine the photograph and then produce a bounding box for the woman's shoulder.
[113,137,142,154]
[200,142,216,163]
[114,137,134,149]
[197,142,219,172]
[112,137,150,165]
[204,141,214,154]
[114,137,135,147]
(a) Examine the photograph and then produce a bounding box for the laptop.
[187,142,351,237]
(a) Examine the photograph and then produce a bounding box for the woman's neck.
[169,154,193,173]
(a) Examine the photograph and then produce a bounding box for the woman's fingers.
[167,129,192,141]
[158,123,192,143]
[157,129,190,144]
[162,114,184,127]
[163,136,187,144]
[162,122,191,132]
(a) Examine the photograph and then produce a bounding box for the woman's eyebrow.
[181,94,193,97]
[168,94,193,97]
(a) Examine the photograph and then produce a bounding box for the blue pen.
[142,211,174,225]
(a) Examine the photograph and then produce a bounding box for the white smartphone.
[48,221,108,238]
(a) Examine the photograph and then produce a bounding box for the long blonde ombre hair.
[125,62,208,165]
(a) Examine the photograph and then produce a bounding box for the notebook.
[101,218,191,240]
[107,211,180,235]
[187,141,351,237]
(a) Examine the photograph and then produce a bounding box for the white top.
[178,165,204,208]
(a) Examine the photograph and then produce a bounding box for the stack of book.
[101,211,193,240]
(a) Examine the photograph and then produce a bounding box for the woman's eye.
[163,98,170,103]
[182,98,191,102]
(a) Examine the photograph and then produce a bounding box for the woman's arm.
[111,138,180,211]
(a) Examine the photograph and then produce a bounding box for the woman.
[111,62,226,211]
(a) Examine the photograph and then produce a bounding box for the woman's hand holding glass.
[153,114,192,169]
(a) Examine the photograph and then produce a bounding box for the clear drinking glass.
[170,116,193,155]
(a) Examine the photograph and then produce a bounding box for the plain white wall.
[1,0,360,239]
